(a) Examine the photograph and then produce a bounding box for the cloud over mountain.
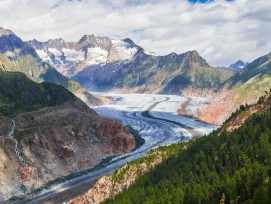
[0,0,270,66]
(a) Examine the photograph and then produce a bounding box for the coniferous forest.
[104,101,271,204]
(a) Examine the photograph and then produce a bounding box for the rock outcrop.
[68,151,164,204]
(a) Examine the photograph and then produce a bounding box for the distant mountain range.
[29,35,234,95]
[0,27,235,96]
[0,27,79,91]
[228,60,248,71]
[1,26,271,124]
[29,36,141,78]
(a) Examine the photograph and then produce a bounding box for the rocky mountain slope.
[199,52,271,125]
[0,27,104,106]
[0,27,79,91]
[29,36,140,78]
[0,71,135,201]
[30,36,234,95]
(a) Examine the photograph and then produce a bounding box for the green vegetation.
[0,54,81,92]
[230,74,271,108]
[225,53,271,91]
[110,143,186,188]
[0,71,75,116]
[74,50,234,93]
[193,66,234,90]
[104,96,271,204]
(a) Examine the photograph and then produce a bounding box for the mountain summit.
[0,27,80,91]
[29,36,140,77]
[228,60,248,71]
[0,27,14,36]
[30,36,234,95]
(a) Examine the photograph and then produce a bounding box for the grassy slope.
[0,54,81,92]
[232,74,271,105]
[225,52,271,101]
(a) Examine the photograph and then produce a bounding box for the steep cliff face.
[0,102,135,200]
[0,72,135,201]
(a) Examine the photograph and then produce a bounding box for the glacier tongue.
[93,93,218,158]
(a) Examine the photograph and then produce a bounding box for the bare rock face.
[0,27,14,36]
[0,99,135,200]
[19,165,39,182]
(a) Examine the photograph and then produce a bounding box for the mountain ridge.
[0,27,106,106]
[0,27,80,91]
[29,35,235,95]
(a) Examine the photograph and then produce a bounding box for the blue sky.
[0,0,270,66]
[189,0,233,3]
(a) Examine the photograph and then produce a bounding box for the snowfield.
[111,39,138,61]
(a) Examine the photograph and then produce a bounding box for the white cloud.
[0,0,270,66]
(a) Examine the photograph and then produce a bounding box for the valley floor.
[13,93,217,204]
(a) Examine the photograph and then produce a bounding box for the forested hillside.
[104,93,271,204]
[0,71,75,116]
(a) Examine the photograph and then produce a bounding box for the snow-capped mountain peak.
[29,35,140,77]
[0,27,14,36]
[228,60,249,71]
